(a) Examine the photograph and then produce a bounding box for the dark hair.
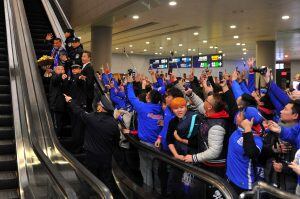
[291,100,300,118]
[83,50,92,58]
[241,93,257,107]
[212,93,226,112]
[53,38,62,42]
[149,90,162,104]
[166,87,184,98]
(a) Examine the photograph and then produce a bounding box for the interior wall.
[291,60,300,80]
[111,53,246,78]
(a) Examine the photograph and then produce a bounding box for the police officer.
[81,51,95,112]
[64,29,75,55]
[65,64,87,153]
[64,93,121,196]
[49,65,68,137]
[69,37,83,65]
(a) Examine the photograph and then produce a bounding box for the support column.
[255,41,276,87]
[91,26,112,72]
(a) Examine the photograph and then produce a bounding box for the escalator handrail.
[240,181,299,199]
[50,0,72,29]
[23,1,113,198]
[93,75,238,199]
[9,0,81,198]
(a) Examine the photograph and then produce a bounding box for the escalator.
[0,2,19,198]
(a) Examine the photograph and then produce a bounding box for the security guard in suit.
[81,51,95,112]
[64,93,121,197]
[69,37,84,65]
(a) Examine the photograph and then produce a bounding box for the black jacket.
[69,45,83,65]
[49,74,68,112]
[65,36,74,55]
[69,101,120,155]
[66,74,87,106]
[81,63,95,99]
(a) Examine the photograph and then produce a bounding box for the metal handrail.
[10,0,79,198]
[240,181,299,199]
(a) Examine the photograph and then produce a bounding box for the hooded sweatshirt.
[127,83,163,144]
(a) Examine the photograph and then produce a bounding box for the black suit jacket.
[81,63,95,99]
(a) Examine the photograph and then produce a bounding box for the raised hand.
[45,33,53,41]
[247,57,256,68]
[267,121,281,133]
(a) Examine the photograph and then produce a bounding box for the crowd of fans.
[39,28,300,198]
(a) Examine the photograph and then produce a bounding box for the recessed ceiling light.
[169,1,177,6]
[167,37,171,40]
[144,49,147,52]
[188,49,191,51]
[223,53,226,56]
[159,46,163,49]
[241,57,244,60]
[218,50,223,53]
[230,25,236,29]
[236,43,241,46]
[182,54,185,56]
[115,47,119,50]
[174,51,177,53]
[199,52,202,55]
[209,46,214,49]
[214,46,218,49]
[233,35,239,39]
[132,15,139,19]
[241,43,246,46]
[155,52,158,55]
[282,15,290,20]
[243,52,247,55]
[203,40,208,43]
[146,41,150,44]
[284,54,289,58]
[242,48,247,51]
[192,49,196,52]
[193,32,199,36]
[178,44,183,47]
[130,51,134,53]
[129,45,133,48]
[159,53,162,55]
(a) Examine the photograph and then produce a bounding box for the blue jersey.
[226,128,263,190]
[159,107,175,151]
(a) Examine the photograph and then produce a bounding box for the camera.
[128,69,136,77]
[253,66,268,75]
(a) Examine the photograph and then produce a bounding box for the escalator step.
[0,104,12,115]
[0,189,19,199]
[0,94,11,103]
[0,115,13,127]
[0,61,8,68]
[0,76,9,84]
[0,171,18,190]
[0,155,17,171]
[0,68,9,76]
[0,140,15,155]
[0,54,7,61]
[0,127,14,140]
[0,86,10,94]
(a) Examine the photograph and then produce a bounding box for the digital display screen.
[168,57,192,68]
[193,54,223,68]
[149,58,168,69]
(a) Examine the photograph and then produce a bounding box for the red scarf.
[206,110,229,119]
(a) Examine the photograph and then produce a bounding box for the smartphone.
[219,71,223,80]
[206,80,211,87]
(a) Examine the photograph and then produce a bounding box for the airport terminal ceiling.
[59,0,300,61]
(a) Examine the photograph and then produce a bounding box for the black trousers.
[70,107,85,152]
[85,151,122,198]
[51,111,64,137]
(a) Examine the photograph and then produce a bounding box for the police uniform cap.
[64,29,74,34]
[71,64,81,69]
[72,37,80,43]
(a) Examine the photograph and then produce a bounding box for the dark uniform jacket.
[65,36,74,55]
[66,74,87,106]
[69,101,120,155]
[81,63,95,99]
[69,44,83,65]
[49,74,68,112]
